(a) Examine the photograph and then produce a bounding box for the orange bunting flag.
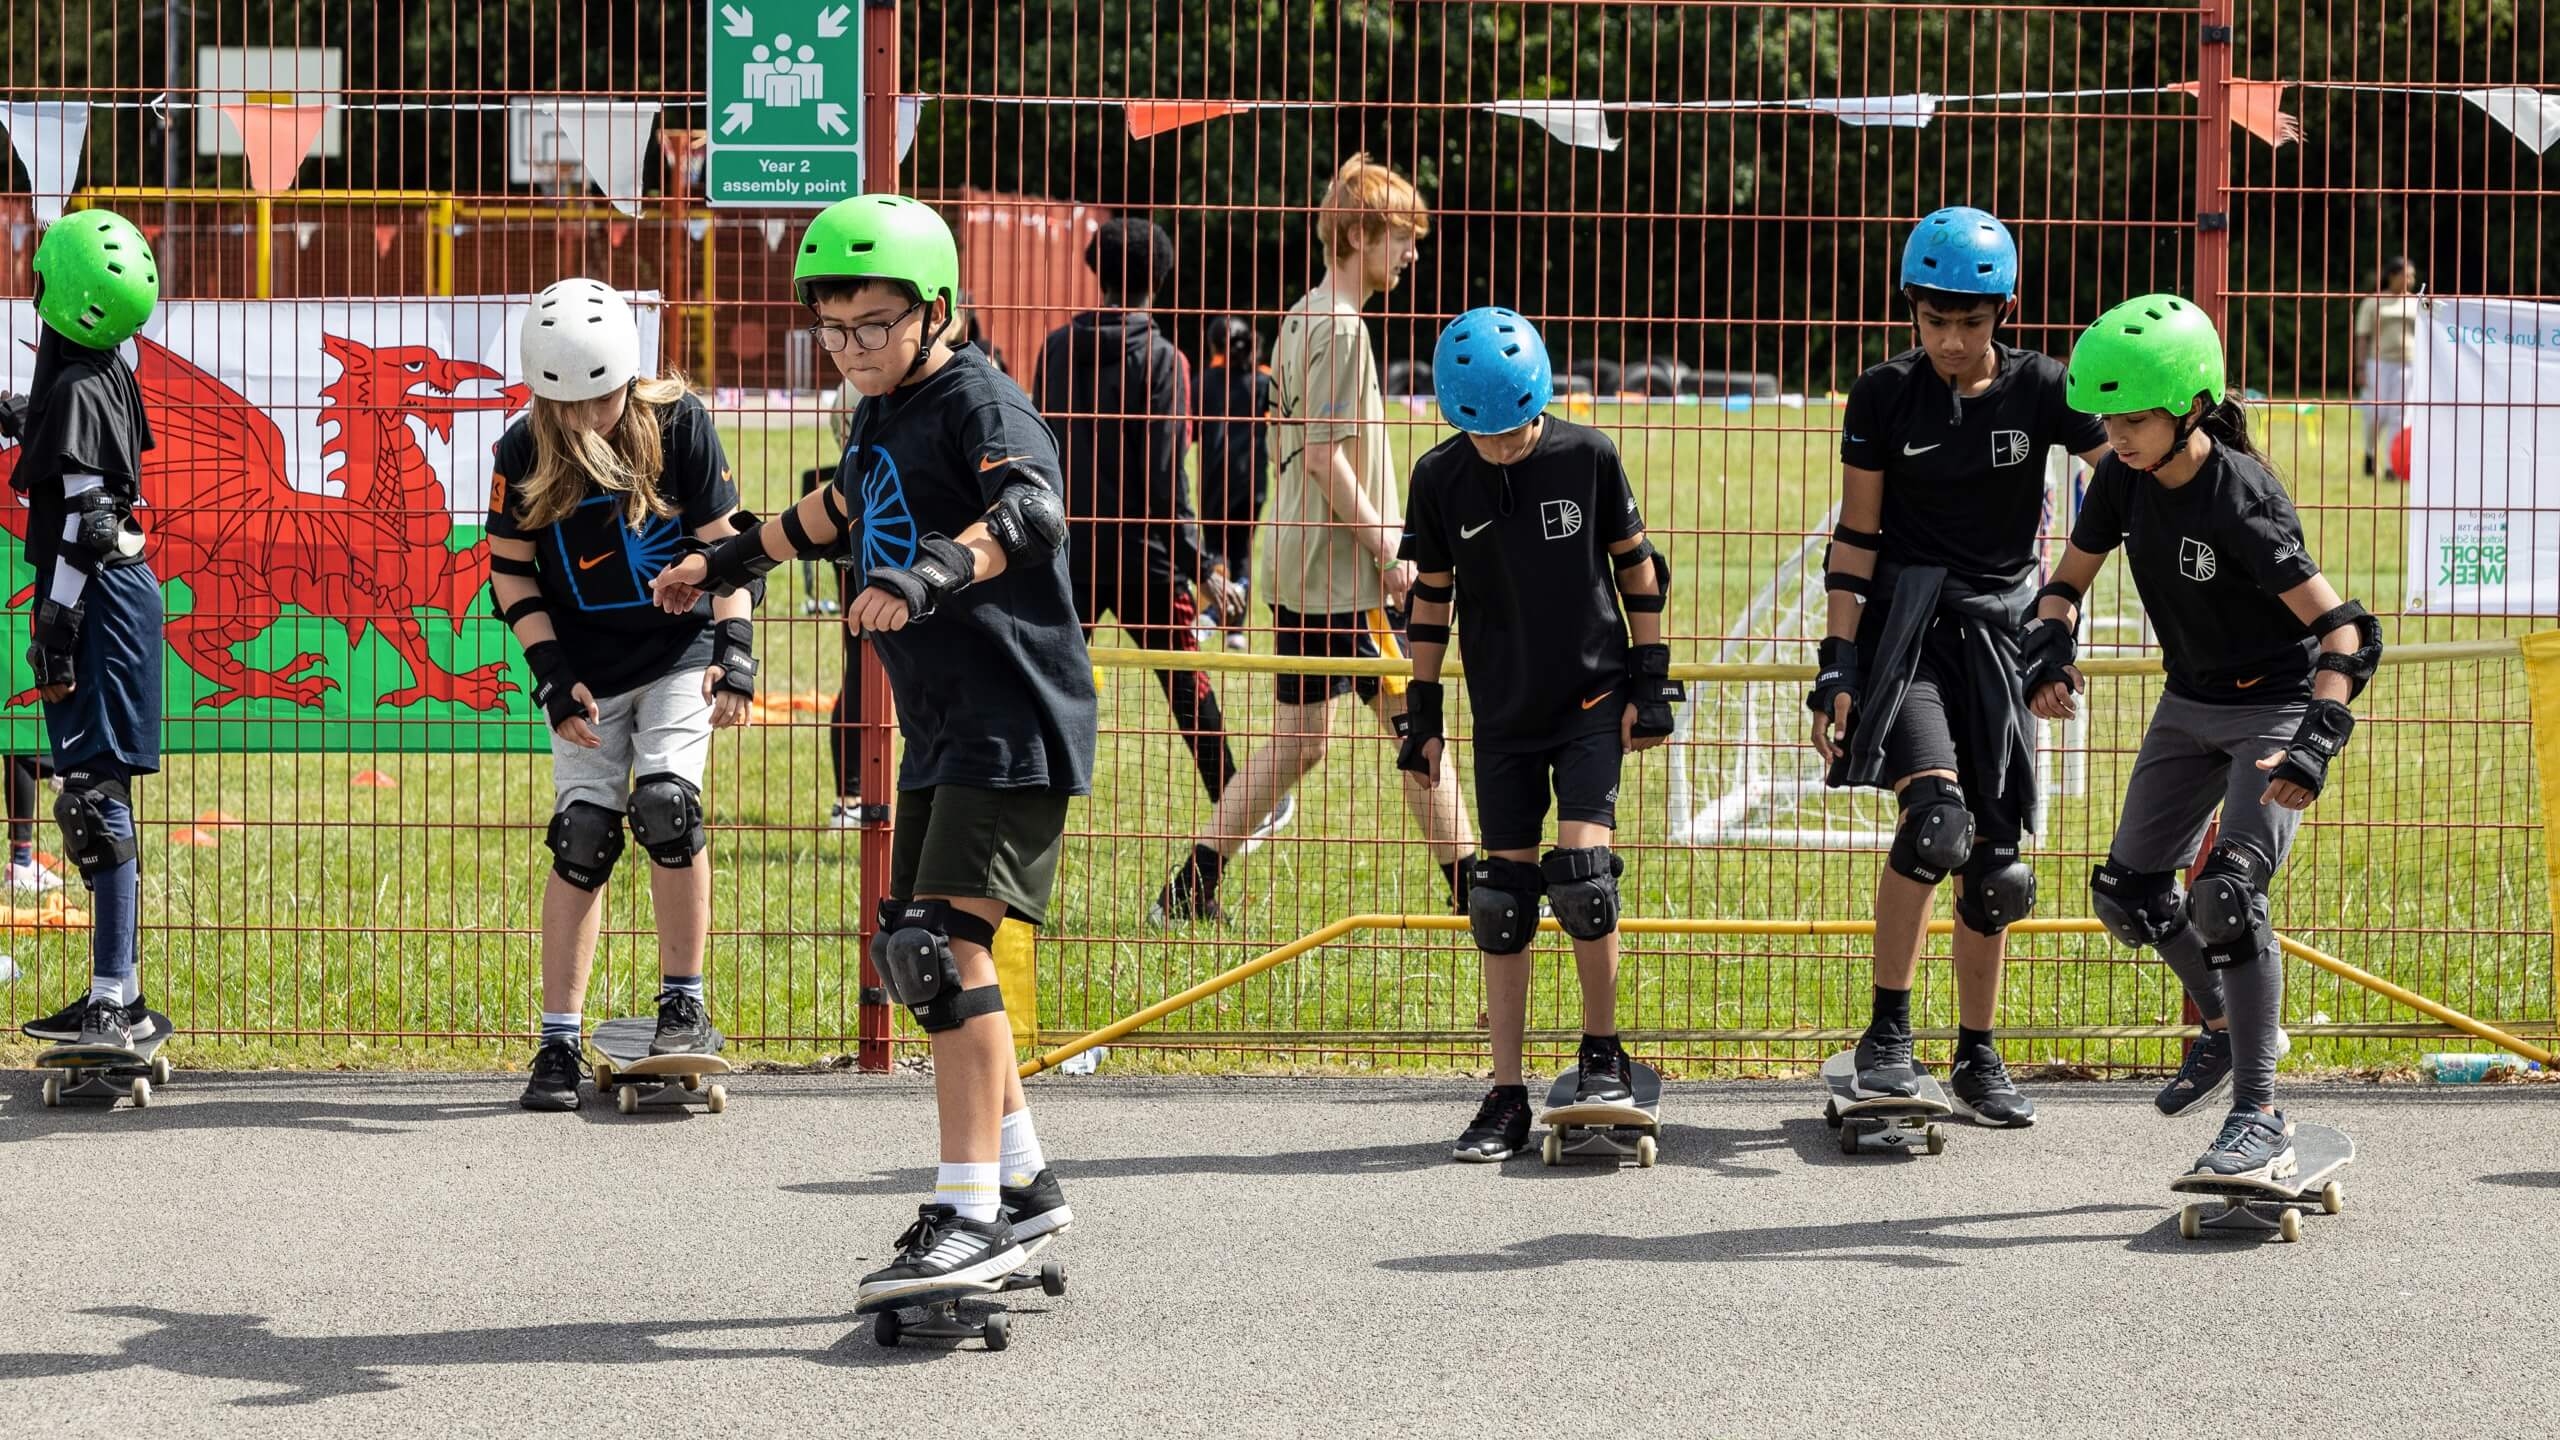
[1123,100,1244,140]
[215,102,334,192]
[2169,80,2302,147]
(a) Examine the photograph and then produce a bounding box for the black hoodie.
[1031,308,1206,583]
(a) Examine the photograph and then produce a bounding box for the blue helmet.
[1432,306,1553,435]
[1900,206,2018,299]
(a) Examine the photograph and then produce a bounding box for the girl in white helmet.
[485,278,756,1111]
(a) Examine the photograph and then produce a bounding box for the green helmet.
[793,194,959,314]
[33,209,160,349]
[2064,292,2225,416]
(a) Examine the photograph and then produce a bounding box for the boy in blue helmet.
[1397,307,1682,1162]
[1808,206,2112,1125]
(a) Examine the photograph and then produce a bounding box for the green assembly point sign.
[706,0,863,207]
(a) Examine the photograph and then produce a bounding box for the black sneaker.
[25,993,155,1044]
[1573,1037,1634,1106]
[519,1037,585,1112]
[1947,1047,2037,1128]
[1452,1084,1532,1163]
[651,989,718,1056]
[857,1204,1027,1310]
[1000,1167,1075,1242]
[2191,1108,2298,1183]
[2156,1027,2235,1117]
[1852,1026,1921,1098]
[75,996,132,1050]
[1147,864,1226,927]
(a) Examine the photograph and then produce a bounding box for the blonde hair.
[518,375,691,532]
[1317,153,1429,261]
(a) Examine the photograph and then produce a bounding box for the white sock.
[91,973,126,1006]
[934,1161,1001,1223]
[999,1109,1046,1189]
[540,1010,582,1044]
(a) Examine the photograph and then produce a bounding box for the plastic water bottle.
[1060,1046,1107,1076]
[2420,1052,2541,1082]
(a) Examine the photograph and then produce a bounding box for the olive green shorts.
[888,785,1073,925]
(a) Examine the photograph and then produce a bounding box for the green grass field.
[0,396,2544,1078]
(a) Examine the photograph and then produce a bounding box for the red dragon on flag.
[0,332,531,711]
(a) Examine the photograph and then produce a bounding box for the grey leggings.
[2103,692,2308,1112]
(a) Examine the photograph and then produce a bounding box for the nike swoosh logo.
[1902,442,1941,456]
[60,731,84,747]
[578,553,611,571]
[1581,691,1613,709]
[980,454,1030,473]
[1460,520,1494,539]
[2233,676,2264,689]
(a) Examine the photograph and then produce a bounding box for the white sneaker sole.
[856,1241,1028,1309]
[1450,1142,1518,1163]
[1007,1204,1073,1242]
[1235,795,1298,858]
[2191,1146,2298,1186]
[1948,1091,2038,1128]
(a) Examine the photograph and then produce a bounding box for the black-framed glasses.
[809,297,927,354]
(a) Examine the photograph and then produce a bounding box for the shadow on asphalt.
[0,1304,909,1404]
[2479,1171,2560,1189]
[780,1121,1797,1200]
[1375,1202,2155,1275]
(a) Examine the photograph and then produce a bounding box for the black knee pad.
[546,800,627,892]
[52,770,137,883]
[2090,861,2187,948]
[2187,841,2275,968]
[869,899,1005,1032]
[1540,846,1623,942]
[1466,857,1545,955]
[1887,776,1974,886]
[628,771,706,868]
[1954,843,2035,935]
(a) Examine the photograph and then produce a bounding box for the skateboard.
[1819,1049,1952,1157]
[588,1015,729,1115]
[1538,1060,1664,1168]
[36,1013,175,1109]
[865,1234,1068,1353]
[2170,1122,2354,1243]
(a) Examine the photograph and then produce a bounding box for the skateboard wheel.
[1635,1135,1658,1169]
[2278,1208,2302,1243]
[1837,1124,1859,1156]
[982,1312,1010,1351]
[594,1063,614,1090]
[2178,1205,2200,1241]
[129,1077,150,1108]
[1541,1131,1562,1166]
[151,1057,172,1086]
[2319,1181,2344,1216]
[681,1073,700,1092]
[615,1085,638,1115]
[1040,1262,1065,1297]
[706,1084,728,1114]
[873,1310,902,1347]
[1822,1103,1842,1130]
[1924,1125,1945,1156]
[41,1075,61,1108]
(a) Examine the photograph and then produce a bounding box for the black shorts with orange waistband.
[1270,605,1412,707]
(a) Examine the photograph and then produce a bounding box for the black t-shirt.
[16,331,153,578]
[486,392,737,699]
[2068,444,2322,704]
[1403,417,1645,750]
[1840,343,2104,588]
[835,344,1097,795]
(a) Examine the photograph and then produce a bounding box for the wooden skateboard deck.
[863,1233,1067,1352]
[1538,1060,1663,1168]
[2170,1122,2353,1243]
[36,1015,174,1109]
[589,1016,730,1115]
[1820,1049,1952,1156]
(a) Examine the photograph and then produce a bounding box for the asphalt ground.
[3,1071,2554,1437]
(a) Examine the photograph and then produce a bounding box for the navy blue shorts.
[43,563,163,776]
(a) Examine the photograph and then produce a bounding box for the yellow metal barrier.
[1021,915,2554,1078]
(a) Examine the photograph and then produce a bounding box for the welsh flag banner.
[0,295,662,751]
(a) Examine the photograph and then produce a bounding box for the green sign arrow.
[706,0,863,207]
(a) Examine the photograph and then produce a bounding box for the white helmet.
[521,278,641,402]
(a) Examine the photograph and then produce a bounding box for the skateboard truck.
[870,1240,1067,1352]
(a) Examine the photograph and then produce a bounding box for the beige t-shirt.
[1267,286,1398,615]
[2354,294,2422,366]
